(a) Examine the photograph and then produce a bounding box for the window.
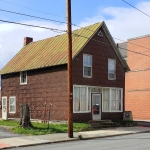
[103,89,109,111]
[111,89,122,111]
[83,54,92,77]
[73,86,90,113]
[9,97,16,113]
[111,89,121,111]
[108,59,116,80]
[102,88,122,112]
[20,71,27,84]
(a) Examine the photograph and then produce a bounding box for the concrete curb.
[79,130,150,140]
[0,130,150,150]
[0,138,79,150]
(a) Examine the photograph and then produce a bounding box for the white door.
[92,94,101,120]
[2,97,7,120]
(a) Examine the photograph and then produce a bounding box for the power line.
[0,8,66,24]
[74,25,150,52]
[1,1,150,52]
[73,33,150,58]
[114,37,150,51]
[122,0,150,18]
[0,7,86,29]
[0,18,150,59]
[73,23,150,52]
[0,7,88,29]
[121,0,150,51]
[0,19,67,33]
[72,28,150,57]
[0,0,66,19]
[0,8,67,36]
[2,7,150,53]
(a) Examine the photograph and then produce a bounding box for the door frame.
[2,96,7,120]
[91,93,102,120]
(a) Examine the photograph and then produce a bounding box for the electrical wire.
[122,0,150,18]
[1,2,150,52]
[72,33,150,58]
[1,1,150,80]
[0,19,150,58]
[0,19,67,33]
[0,0,66,18]
[121,0,150,51]
[113,37,150,51]
[0,8,66,24]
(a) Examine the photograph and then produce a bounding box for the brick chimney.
[24,37,33,46]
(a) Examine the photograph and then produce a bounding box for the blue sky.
[0,0,150,70]
[0,0,144,24]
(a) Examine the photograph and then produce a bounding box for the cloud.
[1,1,150,69]
[0,21,66,69]
[79,1,150,42]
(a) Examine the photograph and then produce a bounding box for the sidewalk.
[0,126,150,149]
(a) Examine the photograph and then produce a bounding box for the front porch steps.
[88,120,117,128]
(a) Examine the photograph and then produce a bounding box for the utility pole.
[66,0,73,138]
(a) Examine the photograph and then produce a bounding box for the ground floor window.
[73,86,90,113]
[103,89,109,111]
[102,88,123,112]
[73,85,123,113]
[9,96,16,113]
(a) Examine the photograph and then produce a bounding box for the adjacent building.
[119,34,150,121]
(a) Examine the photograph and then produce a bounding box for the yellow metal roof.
[0,22,102,74]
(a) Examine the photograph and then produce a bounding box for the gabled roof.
[0,22,129,75]
[101,22,129,71]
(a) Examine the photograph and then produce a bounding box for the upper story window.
[108,58,116,80]
[20,71,27,85]
[83,54,92,78]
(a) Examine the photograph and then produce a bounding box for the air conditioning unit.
[123,111,133,121]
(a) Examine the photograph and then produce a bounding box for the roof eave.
[0,63,67,75]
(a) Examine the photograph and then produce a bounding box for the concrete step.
[88,120,117,128]
[89,120,112,123]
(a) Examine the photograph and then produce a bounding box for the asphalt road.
[8,132,150,150]
[0,127,22,139]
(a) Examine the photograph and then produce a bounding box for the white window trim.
[73,85,91,113]
[83,54,92,78]
[73,85,123,113]
[102,87,123,113]
[9,96,16,114]
[108,58,116,80]
[20,71,27,85]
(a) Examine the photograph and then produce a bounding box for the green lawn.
[0,120,90,135]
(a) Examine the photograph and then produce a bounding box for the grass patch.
[0,120,90,135]
[0,120,19,127]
